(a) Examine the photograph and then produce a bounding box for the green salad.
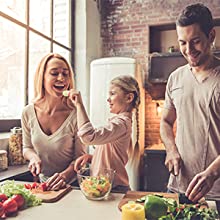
[136,194,219,220]
[80,175,111,198]
[159,202,219,220]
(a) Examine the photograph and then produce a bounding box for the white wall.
[74,0,102,113]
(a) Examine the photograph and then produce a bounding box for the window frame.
[0,0,75,132]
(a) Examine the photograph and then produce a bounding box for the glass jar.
[0,150,8,171]
[8,127,26,165]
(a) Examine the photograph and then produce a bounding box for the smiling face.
[107,84,133,114]
[177,23,215,69]
[43,57,70,97]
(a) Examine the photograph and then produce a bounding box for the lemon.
[144,195,168,219]
[121,202,145,220]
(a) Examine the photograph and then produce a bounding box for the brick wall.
[100,0,220,146]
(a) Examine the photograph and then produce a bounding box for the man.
[160,3,220,212]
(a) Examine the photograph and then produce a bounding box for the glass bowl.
[77,167,115,200]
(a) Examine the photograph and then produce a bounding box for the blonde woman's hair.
[110,75,141,164]
[33,53,75,104]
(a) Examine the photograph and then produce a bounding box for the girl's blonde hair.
[33,53,75,104]
[110,75,140,164]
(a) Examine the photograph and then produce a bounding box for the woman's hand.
[46,173,67,191]
[28,155,42,176]
[74,154,92,172]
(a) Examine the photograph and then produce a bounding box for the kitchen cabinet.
[141,146,169,192]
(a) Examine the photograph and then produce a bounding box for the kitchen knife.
[175,175,180,193]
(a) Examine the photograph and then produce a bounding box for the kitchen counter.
[8,188,124,220]
[0,164,29,182]
[3,187,218,220]
[0,180,218,219]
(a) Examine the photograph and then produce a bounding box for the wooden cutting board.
[31,184,72,203]
[118,191,179,211]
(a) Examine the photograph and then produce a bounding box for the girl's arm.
[68,90,90,128]
[77,118,129,145]
[68,90,130,145]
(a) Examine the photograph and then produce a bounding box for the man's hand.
[165,149,182,176]
[185,170,216,203]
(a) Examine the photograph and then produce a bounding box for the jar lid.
[0,150,7,155]
[11,127,22,134]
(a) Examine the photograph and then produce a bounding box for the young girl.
[67,75,140,193]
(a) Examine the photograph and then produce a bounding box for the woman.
[22,53,86,190]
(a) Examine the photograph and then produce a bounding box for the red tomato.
[39,182,48,191]
[31,182,38,189]
[24,183,32,190]
[3,198,18,215]
[11,194,25,209]
[0,193,8,202]
[0,202,5,217]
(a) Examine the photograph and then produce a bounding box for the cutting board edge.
[33,184,72,203]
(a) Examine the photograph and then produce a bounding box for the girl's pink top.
[77,112,132,187]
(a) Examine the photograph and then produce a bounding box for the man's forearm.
[160,120,177,153]
[206,155,220,181]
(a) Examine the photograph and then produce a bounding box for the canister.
[0,150,8,171]
[8,127,26,165]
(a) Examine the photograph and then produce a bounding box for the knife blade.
[175,175,180,193]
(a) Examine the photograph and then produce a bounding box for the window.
[0,0,73,131]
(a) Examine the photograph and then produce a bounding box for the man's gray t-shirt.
[164,64,220,199]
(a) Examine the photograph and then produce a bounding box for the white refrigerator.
[89,57,140,190]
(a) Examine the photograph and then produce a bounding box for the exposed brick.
[101,0,220,146]
[118,30,133,34]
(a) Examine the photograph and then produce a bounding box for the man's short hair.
[176,3,214,37]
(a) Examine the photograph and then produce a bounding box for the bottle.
[168,46,175,53]
[0,150,8,171]
[8,127,26,165]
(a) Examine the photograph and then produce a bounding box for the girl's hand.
[74,154,93,172]
[68,90,83,107]
[46,173,67,191]
[28,156,41,176]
